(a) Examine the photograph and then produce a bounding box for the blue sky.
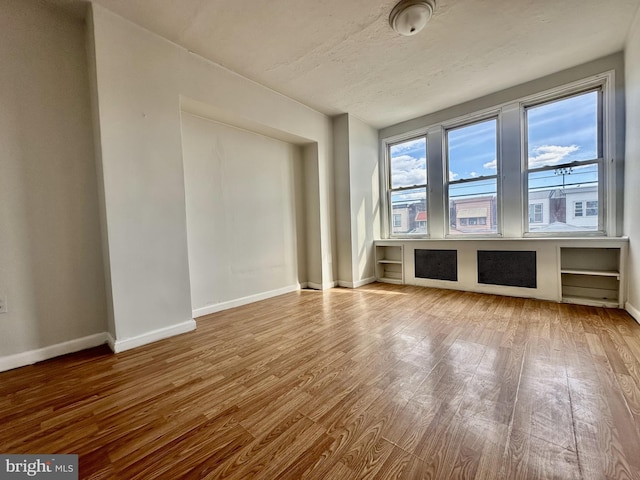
[390,90,599,197]
[448,119,496,181]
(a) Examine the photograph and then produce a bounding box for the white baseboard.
[338,277,377,289]
[192,284,302,318]
[106,332,116,352]
[0,333,109,373]
[107,319,196,353]
[625,302,640,325]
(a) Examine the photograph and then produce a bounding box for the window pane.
[448,119,497,181]
[527,163,599,232]
[527,91,598,168]
[526,91,600,233]
[390,188,427,235]
[390,137,427,188]
[447,119,498,235]
[448,179,497,235]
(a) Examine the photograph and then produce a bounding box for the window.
[529,203,543,223]
[573,200,598,219]
[388,137,427,235]
[525,90,601,233]
[463,217,486,226]
[446,119,498,235]
[382,73,613,239]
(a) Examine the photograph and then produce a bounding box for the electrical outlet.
[0,295,7,314]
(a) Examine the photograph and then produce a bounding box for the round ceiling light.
[389,0,436,36]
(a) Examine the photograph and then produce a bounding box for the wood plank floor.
[2,283,640,479]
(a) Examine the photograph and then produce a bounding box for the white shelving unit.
[373,238,627,308]
[560,247,622,307]
[375,244,404,284]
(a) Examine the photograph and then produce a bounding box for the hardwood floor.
[2,283,640,479]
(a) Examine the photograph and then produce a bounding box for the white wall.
[333,115,353,285]
[625,7,640,320]
[347,116,380,285]
[0,1,107,359]
[333,114,380,288]
[181,113,306,314]
[89,4,336,347]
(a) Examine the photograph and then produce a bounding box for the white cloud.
[483,159,497,170]
[391,155,426,187]
[449,170,459,181]
[529,145,579,169]
[470,171,479,178]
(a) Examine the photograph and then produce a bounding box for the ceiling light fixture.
[389,0,436,36]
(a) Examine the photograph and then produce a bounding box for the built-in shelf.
[560,268,620,279]
[375,244,404,284]
[560,247,622,308]
[373,238,627,308]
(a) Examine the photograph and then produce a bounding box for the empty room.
[2,0,640,478]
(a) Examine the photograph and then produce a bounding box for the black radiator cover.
[415,249,458,282]
[477,250,537,288]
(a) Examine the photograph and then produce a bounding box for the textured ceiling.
[48,0,640,128]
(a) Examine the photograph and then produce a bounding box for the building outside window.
[415,211,427,231]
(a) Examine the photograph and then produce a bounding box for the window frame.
[521,79,611,237]
[385,134,429,238]
[574,201,584,218]
[529,203,543,223]
[444,116,501,237]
